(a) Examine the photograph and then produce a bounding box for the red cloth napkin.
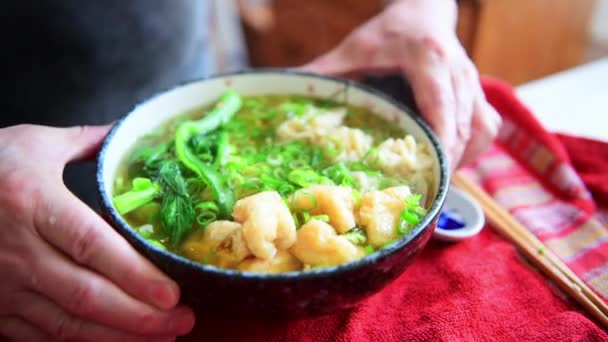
[181,78,608,341]
[470,78,608,303]
[557,133,608,206]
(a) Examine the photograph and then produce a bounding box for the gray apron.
[0,0,217,207]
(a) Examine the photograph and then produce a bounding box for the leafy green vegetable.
[214,130,230,167]
[130,141,171,167]
[174,90,242,218]
[113,178,162,215]
[176,90,242,139]
[157,161,195,248]
[176,145,233,217]
[113,160,196,247]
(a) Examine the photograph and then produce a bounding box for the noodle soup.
[112,91,434,273]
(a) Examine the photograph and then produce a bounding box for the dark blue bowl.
[96,69,449,317]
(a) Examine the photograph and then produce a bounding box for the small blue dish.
[433,187,485,242]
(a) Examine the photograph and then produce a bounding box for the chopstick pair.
[451,172,608,328]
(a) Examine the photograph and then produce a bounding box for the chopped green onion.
[302,212,311,224]
[273,168,286,179]
[266,153,283,166]
[288,169,319,187]
[291,190,317,211]
[240,146,256,155]
[195,201,219,228]
[352,189,361,206]
[396,194,426,236]
[396,219,409,235]
[292,212,301,229]
[311,214,330,222]
[288,160,309,169]
[364,147,380,166]
[342,227,367,245]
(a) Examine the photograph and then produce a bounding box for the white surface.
[515,58,608,142]
[590,0,608,41]
[433,187,485,242]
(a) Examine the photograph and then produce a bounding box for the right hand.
[302,0,501,169]
[0,124,195,342]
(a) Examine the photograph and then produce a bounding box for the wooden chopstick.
[451,172,608,328]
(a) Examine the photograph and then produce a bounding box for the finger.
[13,291,177,342]
[2,124,111,175]
[0,316,49,342]
[457,95,502,168]
[299,22,388,75]
[403,54,458,169]
[27,237,194,336]
[34,185,181,311]
[451,59,475,146]
[41,125,112,168]
[60,124,113,163]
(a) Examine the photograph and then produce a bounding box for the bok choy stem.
[174,90,242,218]
[113,178,161,215]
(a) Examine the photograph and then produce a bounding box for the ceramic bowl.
[97,69,449,317]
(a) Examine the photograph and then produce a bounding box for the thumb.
[53,124,113,164]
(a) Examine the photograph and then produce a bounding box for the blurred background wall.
[588,0,608,60]
[232,0,607,86]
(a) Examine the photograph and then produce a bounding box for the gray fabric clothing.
[0,1,213,207]
[1,0,212,127]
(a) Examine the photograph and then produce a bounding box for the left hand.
[301,0,501,169]
[0,124,194,342]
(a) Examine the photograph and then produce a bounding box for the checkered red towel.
[463,77,608,303]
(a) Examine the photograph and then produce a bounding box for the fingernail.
[169,307,195,334]
[149,282,179,309]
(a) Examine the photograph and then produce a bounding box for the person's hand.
[0,125,195,341]
[302,0,501,169]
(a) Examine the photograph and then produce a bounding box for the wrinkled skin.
[290,220,364,267]
[357,186,413,247]
[290,185,357,234]
[303,0,502,169]
[0,125,194,342]
[232,191,297,260]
